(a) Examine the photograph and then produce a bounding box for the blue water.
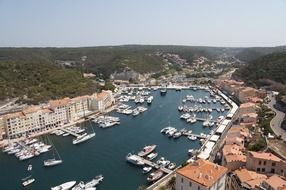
[0,89,227,190]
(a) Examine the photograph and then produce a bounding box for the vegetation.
[247,136,267,151]
[0,59,96,104]
[167,176,176,190]
[234,52,286,88]
[137,185,147,190]
[257,104,275,136]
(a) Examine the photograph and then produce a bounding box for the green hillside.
[234,52,286,86]
[0,59,96,104]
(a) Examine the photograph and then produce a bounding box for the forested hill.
[0,58,96,104]
[233,52,286,88]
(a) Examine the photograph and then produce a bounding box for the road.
[266,95,286,141]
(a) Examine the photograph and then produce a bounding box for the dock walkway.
[60,128,81,138]
[132,155,172,174]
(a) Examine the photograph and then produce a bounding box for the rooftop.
[176,159,227,188]
[248,151,283,162]
[263,175,286,190]
[49,98,70,108]
[240,102,256,109]
[234,168,267,189]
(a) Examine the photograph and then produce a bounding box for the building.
[222,144,246,171]
[238,87,257,103]
[239,103,257,118]
[226,168,267,190]
[176,159,227,190]
[240,113,258,127]
[256,175,286,190]
[246,151,286,177]
[1,92,114,139]
[90,90,114,112]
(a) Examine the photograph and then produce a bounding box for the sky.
[0,0,286,47]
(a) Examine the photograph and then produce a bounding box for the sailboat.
[44,136,63,167]
[22,164,35,187]
[72,101,96,145]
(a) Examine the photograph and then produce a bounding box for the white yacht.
[147,96,153,104]
[44,158,63,167]
[146,152,158,161]
[51,181,77,190]
[22,176,35,187]
[143,166,152,174]
[85,175,104,188]
[188,135,197,141]
[126,153,144,166]
[72,133,95,145]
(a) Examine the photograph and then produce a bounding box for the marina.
[0,88,230,190]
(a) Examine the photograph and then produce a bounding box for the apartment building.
[239,103,257,119]
[222,144,246,171]
[1,91,114,139]
[176,159,227,190]
[246,151,286,177]
[238,87,257,103]
[226,168,267,190]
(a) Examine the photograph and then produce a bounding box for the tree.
[137,185,147,190]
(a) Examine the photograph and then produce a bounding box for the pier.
[181,132,208,139]
[132,155,172,174]
[60,128,81,138]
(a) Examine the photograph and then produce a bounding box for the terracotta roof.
[234,168,267,188]
[223,144,245,156]
[240,102,256,109]
[22,106,41,114]
[225,154,246,163]
[49,98,70,108]
[263,175,286,190]
[241,112,258,118]
[3,112,24,119]
[96,91,110,100]
[72,95,90,101]
[248,151,283,162]
[241,87,256,93]
[176,159,227,187]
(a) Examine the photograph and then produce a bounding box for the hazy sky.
[0,0,286,47]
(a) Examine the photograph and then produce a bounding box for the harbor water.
[0,89,227,190]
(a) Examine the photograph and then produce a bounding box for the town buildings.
[0,90,114,139]
[176,159,227,190]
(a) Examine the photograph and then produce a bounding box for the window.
[282,169,284,174]
[272,162,276,167]
[259,161,261,165]
[257,168,260,172]
[198,186,201,190]
[263,161,266,165]
[181,178,183,183]
[271,168,275,173]
[189,182,192,187]
[262,168,265,172]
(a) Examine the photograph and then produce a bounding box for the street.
[267,95,286,141]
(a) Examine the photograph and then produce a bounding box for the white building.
[176,159,227,190]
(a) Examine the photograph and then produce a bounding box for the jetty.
[60,128,81,138]
[132,155,172,174]
[181,132,208,139]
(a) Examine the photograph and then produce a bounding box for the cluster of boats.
[180,113,197,124]
[2,138,52,161]
[126,145,176,183]
[116,104,148,116]
[160,127,186,138]
[50,126,85,137]
[50,175,103,190]
[92,116,120,128]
